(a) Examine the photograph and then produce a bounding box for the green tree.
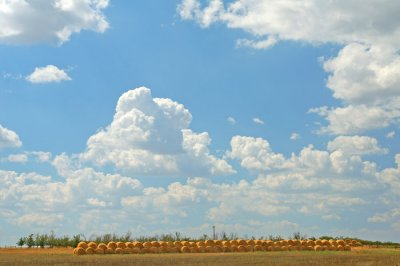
[26,234,35,248]
[17,237,25,248]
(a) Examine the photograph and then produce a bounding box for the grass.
[0,247,399,266]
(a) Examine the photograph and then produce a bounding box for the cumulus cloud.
[0,124,22,149]
[290,133,300,141]
[7,153,28,163]
[327,135,387,156]
[252,117,264,125]
[81,87,234,176]
[0,0,109,45]
[179,0,400,134]
[227,116,236,125]
[26,65,71,84]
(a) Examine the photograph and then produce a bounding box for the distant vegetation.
[15,231,400,248]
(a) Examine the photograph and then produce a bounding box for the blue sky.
[0,0,399,245]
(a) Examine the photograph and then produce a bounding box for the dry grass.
[0,247,399,266]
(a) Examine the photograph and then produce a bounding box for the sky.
[0,0,399,245]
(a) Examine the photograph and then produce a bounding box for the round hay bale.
[197,241,206,247]
[255,240,263,246]
[95,248,104,254]
[238,239,246,246]
[77,242,88,249]
[321,240,329,246]
[190,246,199,253]
[97,243,107,250]
[181,241,190,247]
[105,248,115,254]
[222,246,231,252]
[151,241,160,248]
[328,246,336,251]
[125,248,134,254]
[230,245,238,252]
[142,247,150,254]
[166,241,175,247]
[181,246,190,253]
[214,240,222,246]
[125,242,134,249]
[344,245,351,251]
[205,246,214,253]
[282,240,289,246]
[214,245,223,253]
[266,246,273,252]
[132,247,141,254]
[230,240,239,246]
[205,240,214,246]
[150,247,159,254]
[246,240,255,246]
[237,245,247,252]
[174,241,183,249]
[287,239,294,246]
[189,242,196,247]
[73,247,86,255]
[222,241,231,247]
[245,245,253,252]
[88,242,97,249]
[133,241,144,249]
[115,248,124,254]
[300,240,308,246]
[167,247,177,253]
[307,246,314,251]
[116,242,126,249]
[314,245,322,251]
[281,246,288,251]
[107,241,117,250]
[307,240,315,246]
[315,240,322,246]
[197,246,205,253]
[254,245,263,252]
[143,242,152,249]
[287,245,293,251]
[158,246,168,253]
[86,247,95,255]
[337,240,345,246]
[337,245,344,251]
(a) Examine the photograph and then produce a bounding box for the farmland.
[1,246,399,266]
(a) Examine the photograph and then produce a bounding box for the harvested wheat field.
[1,245,399,266]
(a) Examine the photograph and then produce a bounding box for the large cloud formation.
[81,87,234,177]
[0,0,109,45]
[178,0,400,134]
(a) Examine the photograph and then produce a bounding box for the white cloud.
[14,213,64,227]
[290,133,300,141]
[0,124,22,149]
[0,0,109,45]
[252,117,264,125]
[386,131,395,139]
[7,153,28,163]
[236,36,277,50]
[81,87,234,177]
[368,213,390,223]
[26,65,71,84]
[227,116,236,125]
[327,135,387,156]
[322,214,341,221]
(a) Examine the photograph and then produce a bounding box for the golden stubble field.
[0,247,399,266]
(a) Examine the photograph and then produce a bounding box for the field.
[0,247,399,266]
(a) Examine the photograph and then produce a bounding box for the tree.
[26,234,35,248]
[17,237,25,248]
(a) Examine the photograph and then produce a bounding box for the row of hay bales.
[73,239,360,255]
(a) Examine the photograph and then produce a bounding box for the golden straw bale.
[151,241,160,248]
[150,247,159,254]
[328,246,336,251]
[238,239,246,246]
[107,242,117,250]
[77,242,88,249]
[287,245,293,251]
[73,247,86,255]
[166,241,174,247]
[254,245,263,252]
[116,242,126,249]
[97,243,107,250]
[230,240,239,246]
[132,247,141,254]
[133,241,143,249]
[205,246,214,253]
[321,240,329,246]
[337,240,345,246]
[307,246,314,251]
[344,245,351,251]
[214,240,222,246]
[307,240,315,246]
[274,241,282,247]
[237,245,247,252]
[255,240,263,246]
[314,245,322,251]
[315,240,322,246]
[337,245,344,251]
[181,246,190,253]
[190,247,199,253]
[126,248,134,254]
[197,246,206,253]
[300,240,308,246]
[181,241,190,247]
[345,239,352,244]
[125,242,134,249]
[281,246,288,251]
[245,245,253,252]
[174,241,183,249]
[167,247,178,253]
[158,241,166,247]
[88,242,97,249]
[222,241,231,247]
[230,245,238,252]
[282,240,289,246]
[95,248,104,254]
[246,240,255,246]
[197,241,206,247]
[142,248,150,254]
[222,246,231,252]
[287,239,294,246]
[189,242,196,247]
[205,240,214,246]
[356,241,362,246]
[266,246,273,251]
[86,247,95,255]
[143,242,152,249]
[159,246,168,253]
[115,248,124,254]
[105,248,115,254]
[214,245,223,253]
